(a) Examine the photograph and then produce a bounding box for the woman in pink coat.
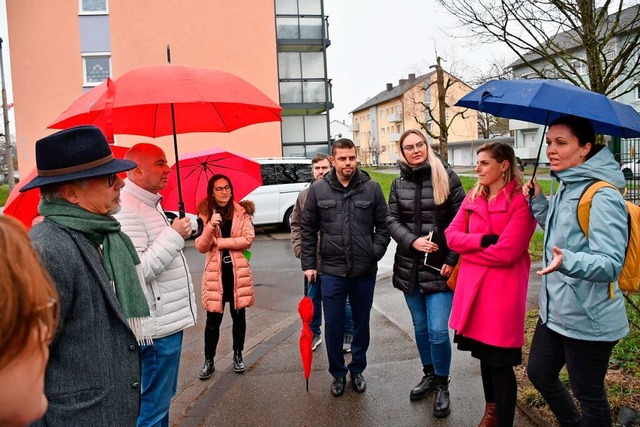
[445,142,536,427]
[194,174,255,379]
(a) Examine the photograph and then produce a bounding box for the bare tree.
[437,0,640,97]
[407,57,470,162]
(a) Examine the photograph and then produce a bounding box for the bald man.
[114,143,197,427]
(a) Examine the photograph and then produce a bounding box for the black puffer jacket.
[301,168,390,278]
[387,161,465,294]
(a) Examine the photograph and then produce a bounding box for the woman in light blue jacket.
[524,115,629,426]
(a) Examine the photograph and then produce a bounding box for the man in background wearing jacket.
[115,143,197,427]
[301,138,390,397]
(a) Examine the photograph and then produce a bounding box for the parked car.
[164,211,204,239]
[621,159,640,179]
[515,156,525,172]
[243,157,313,231]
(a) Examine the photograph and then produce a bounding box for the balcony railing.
[387,113,402,123]
[349,123,360,132]
[388,132,401,142]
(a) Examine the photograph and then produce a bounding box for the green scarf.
[39,198,151,344]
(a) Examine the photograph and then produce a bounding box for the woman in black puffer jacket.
[387,129,465,418]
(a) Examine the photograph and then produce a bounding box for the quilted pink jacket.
[195,201,255,313]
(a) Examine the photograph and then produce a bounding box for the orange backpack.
[577,181,640,298]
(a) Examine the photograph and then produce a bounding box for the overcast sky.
[0,0,515,129]
[324,0,514,124]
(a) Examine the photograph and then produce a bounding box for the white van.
[243,158,312,230]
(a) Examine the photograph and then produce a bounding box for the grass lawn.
[0,184,9,207]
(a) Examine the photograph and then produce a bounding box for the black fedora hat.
[20,125,137,192]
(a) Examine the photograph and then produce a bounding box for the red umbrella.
[48,63,282,216]
[2,145,130,229]
[298,279,314,392]
[159,147,262,215]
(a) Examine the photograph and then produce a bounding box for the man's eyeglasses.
[402,141,426,153]
[214,185,231,192]
[106,173,117,187]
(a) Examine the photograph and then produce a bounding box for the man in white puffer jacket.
[115,143,197,427]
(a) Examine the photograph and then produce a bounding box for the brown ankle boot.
[477,403,497,427]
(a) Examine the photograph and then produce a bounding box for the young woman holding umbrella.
[195,174,256,379]
[524,116,629,426]
[387,129,465,418]
[446,141,536,427]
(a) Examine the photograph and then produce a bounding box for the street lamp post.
[0,37,14,191]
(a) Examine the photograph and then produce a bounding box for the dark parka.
[387,161,465,294]
[301,168,390,278]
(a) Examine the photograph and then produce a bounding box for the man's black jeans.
[527,318,617,427]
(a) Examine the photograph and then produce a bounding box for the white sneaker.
[342,334,353,354]
[312,334,322,351]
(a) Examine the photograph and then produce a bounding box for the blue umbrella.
[456,79,640,178]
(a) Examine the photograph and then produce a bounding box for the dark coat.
[301,168,390,278]
[30,220,141,427]
[387,161,465,294]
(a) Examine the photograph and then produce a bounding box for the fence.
[617,138,640,205]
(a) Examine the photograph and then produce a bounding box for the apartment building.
[6,0,333,175]
[350,72,477,166]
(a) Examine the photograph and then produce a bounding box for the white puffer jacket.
[115,180,197,338]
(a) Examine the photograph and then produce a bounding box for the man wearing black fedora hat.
[24,125,147,426]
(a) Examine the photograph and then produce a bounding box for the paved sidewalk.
[171,262,543,426]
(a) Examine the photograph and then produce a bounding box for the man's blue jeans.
[309,275,353,336]
[321,273,375,378]
[403,290,453,377]
[137,331,184,427]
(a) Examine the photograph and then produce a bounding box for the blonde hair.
[398,129,450,205]
[469,141,523,202]
[0,216,58,370]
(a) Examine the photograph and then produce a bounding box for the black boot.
[198,358,214,380]
[410,364,436,401]
[233,350,246,374]
[433,375,451,418]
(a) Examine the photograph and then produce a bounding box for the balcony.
[388,132,401,142]
[387,113,402,123]
[349,123,360,132]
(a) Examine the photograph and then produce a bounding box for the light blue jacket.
[531,147,629,341]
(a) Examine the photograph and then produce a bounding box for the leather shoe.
[330,376,346,397]
[350,372,366,393]
[198,358,214,380]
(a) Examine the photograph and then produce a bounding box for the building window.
[80,0,107,14]
[82,54,110,86]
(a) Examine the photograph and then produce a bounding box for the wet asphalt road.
[169,226,542,427]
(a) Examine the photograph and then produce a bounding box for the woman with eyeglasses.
[387,129,465,418]
[194,174,256,379]
[0,216,59,426]
[446,141,536,427]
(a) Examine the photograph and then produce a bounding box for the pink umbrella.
[48,63,281,216]
[159,147,262,215]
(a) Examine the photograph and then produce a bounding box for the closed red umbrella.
[2,145,130,229]
[48,64,281,216]
[298,280,314,392]
[159,147,262,215]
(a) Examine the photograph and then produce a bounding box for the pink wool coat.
[195,201,255,313]
[445,179,536,348]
